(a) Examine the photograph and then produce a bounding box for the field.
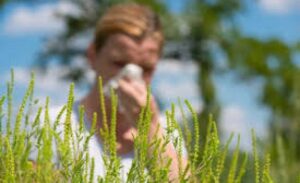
[0,71,299,183]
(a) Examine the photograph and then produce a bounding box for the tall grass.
[0,71,298,182]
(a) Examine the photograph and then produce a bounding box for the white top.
[71,101,135,181]
[29,102,135,182]
[29,101,187,182]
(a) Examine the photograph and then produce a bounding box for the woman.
[77,3,186,181]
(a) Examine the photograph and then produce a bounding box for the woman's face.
[89,33,160,85]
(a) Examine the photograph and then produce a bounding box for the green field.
[0,72,299,183]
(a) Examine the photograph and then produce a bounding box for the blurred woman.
[74,3,186,181]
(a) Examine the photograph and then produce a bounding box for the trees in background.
[37,0,300,133]
[1,0,298,140]
[37,0,300,134]
[1,0,300,180]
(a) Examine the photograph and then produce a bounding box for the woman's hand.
[117,78,157,126]
[117,78,187,182]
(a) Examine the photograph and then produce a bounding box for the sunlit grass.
[0,70,299,182]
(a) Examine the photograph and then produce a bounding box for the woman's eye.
[113,62,126,67]
[143,67,154,75]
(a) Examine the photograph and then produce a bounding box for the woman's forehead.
[108,34,159,52]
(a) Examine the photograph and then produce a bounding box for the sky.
[0,0,300,149]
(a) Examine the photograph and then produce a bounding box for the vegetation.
[0,0,299,182]
[29,0,300,159]
[0,71,299,182]
[32,0,299,124]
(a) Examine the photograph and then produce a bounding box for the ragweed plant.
[0,71,298,183]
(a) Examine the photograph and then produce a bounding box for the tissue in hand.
[103,64,143,95]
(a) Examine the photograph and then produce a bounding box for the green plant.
[0,71,298,183]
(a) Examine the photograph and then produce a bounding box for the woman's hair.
[94,3,164,52]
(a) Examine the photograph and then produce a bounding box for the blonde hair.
[94,3,164,52]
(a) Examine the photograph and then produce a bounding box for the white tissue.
[103,64,143,95]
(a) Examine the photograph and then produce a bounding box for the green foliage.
[227,135,240,183]
[0,72,299,182]
[35,0,299,138]
[252,129,260,183]
[0,0,6,7]
[32,3,300,176]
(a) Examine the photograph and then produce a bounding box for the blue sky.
[0,0,299,149]
[238,0,300,43]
